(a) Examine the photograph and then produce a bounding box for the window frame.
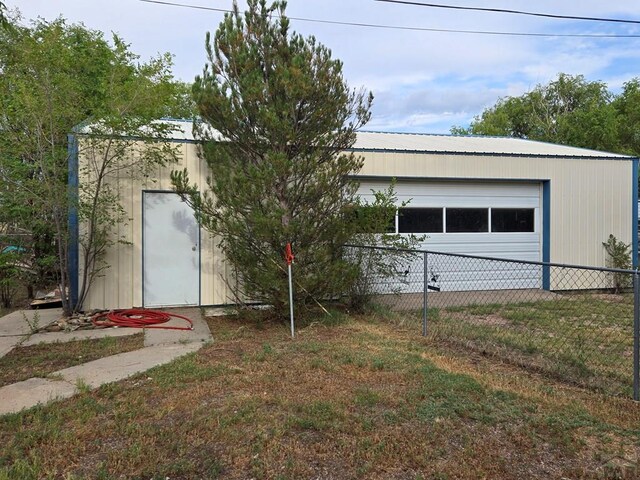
[444,207,489,234]
[353,203,537,235]
[490,207,536,234]
[397,207,444,234]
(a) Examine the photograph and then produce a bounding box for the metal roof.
[87,119,633,159]
[353,131,631,158]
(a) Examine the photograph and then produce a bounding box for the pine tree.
[172,0,374,316]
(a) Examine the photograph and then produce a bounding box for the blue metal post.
[67,134,79,309]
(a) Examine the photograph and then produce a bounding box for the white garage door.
[357,180,542,292]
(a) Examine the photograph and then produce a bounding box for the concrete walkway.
[0,307,212,416]
[144,307,213,347]
[0,309,63,358]
[23,326,143,347]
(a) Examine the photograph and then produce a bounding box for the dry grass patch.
[414,294,636,397]
[0,314,638,479]
[0,333,144,387]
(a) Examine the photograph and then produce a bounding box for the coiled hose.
[92,309,194,330]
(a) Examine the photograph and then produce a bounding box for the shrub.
[602,234,632,293]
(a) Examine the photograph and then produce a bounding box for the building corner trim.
[68,134,79,308]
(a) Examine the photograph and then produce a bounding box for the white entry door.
[143,192,200,307]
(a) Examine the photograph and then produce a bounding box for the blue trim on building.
[542,181,551,290]
[633,159,639,268]
[67,134,79,308]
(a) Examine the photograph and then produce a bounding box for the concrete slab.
[0,308,63,336]
[0,307,213,416]
[143,307,213,347]
[0,338,20,358]
[378,289,561,310]
[0,342,204,416]
[23,327,143,346]
[0,308,64,359]
[57,343,202,389]
[203,306,235,317]
[0,377,77,416]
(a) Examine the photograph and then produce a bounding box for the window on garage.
[446,208,489,233]
[491,208,534,233]
[398,208,443,233]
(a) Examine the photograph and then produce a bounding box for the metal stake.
[288,262,295,339]
[634,271,639,401]
[423,251,428,336]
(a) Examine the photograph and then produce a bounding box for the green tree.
[166,81,198,119]
[345,184,423,312]
[0,16,186,314]
[0,2,8,29]
[612,79,640,157]
[73,47,183,310]
[452,73,620,152]
[172,0,378,316]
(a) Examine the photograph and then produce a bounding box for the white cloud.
[7,0,640,133]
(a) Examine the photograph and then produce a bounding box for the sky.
[6,0,640,133]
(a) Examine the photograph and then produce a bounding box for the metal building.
[70,120,639,310]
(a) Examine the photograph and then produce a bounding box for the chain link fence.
[346,244,640,400]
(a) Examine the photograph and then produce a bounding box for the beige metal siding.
[357,151,633,269]
[79,138,634,310]
[80,140,233,310]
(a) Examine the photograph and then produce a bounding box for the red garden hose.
[92,309,194,330]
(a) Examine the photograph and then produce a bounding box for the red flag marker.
[285,243,295,338]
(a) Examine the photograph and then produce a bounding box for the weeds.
[21,311,40,334]
[74,378,91,394]
[0,316,638,479]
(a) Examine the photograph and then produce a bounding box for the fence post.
[422,251,428,337]
[634,270,640,401]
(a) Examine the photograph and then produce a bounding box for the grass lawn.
[0,313,638,479]
[0,333,145,388]
[425,293,635,397]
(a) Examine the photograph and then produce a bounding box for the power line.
[376,0,640,25]
[140,0,230,14]
[139,0,640,39]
